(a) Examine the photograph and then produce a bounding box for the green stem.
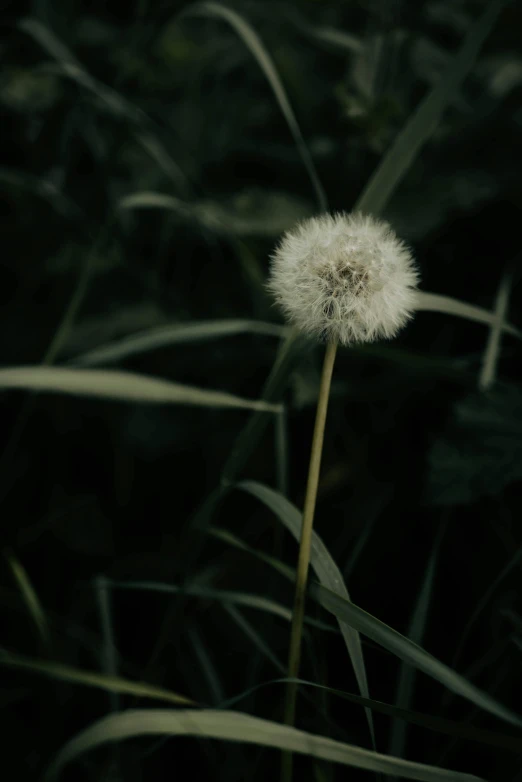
[281,339,338,782]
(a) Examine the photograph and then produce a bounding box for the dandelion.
[273,212,418,782]
[268,211,419,345]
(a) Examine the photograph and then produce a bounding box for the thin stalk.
[281,339,338,782]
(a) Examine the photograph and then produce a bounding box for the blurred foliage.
[1,0,522,781]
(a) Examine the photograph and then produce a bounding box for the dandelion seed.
[268,211,419,345]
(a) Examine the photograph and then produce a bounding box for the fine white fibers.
[267,211,419,345]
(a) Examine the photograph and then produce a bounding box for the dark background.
[1,0,522,780]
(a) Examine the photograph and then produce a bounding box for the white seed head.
[267,211,419,345]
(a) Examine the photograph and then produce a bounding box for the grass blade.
[388,539,441,764]
[415,291,522,339]
[107,579,335,633]
[313,582,522,729]
[45,708,484,782]
[355,0,507,216]
[222,330,307,483]
[205,526,296,582]
[182,2,327,212]
[220,678,522,754]
[237,480,375,748]
[188,627,225,705]
[69,320,288,367]
[4,551,50,649]
[118,191,188,213]
[224,603,286,673]
[0,366,282,412]
[0,650,193,706]
[452,545,522,673]
[479,266,514,389]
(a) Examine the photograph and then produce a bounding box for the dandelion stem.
[281,338,338,782]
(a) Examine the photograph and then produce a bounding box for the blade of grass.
[205,526,296,582]
[94,576,119,713]
[219,677,522,754]
[451,545,522,673]
[275,404,289,496]
[415,291,521,339]
[388,532,442,766]
[0,650,194,705]
[479,264,515,389]
[4,550,50,650]
[44,708,485,782]
[224,603,286,673]
[355,0,508,216]
[222,330,307,483]
[118,191,188,214]
[313,582,522,729]
[69,319,288,367]
[237,480,375,748]
[107,579,336,633]
[181,2,327,212]
[188,627,225,705]
[0,366,282,412]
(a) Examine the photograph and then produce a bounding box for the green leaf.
[0,366,282,413]
[237,480,375,748]
[426,384,522,506]
[415,292,521,340]
[0,650,193,706]
[107,580,336,633]
[313,582,522,729]
[69,320,288,367]
[45,708,485,782]
[4,551,50,648]
[220,677,522,754]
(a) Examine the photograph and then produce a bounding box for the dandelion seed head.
[267,211,419,345]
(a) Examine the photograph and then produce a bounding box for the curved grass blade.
[388,539,441,765]
[205,526,295,582]
[4,551,50,649]
[0,650,193,706]
[313,582,522,729]
[107,579,336,633]
[69,320,288,367]
[222,329,307,483]
[479,266,514,389]
[224,603,285,673]
[219,678,522,754]
[452,545,522,673]
[415,291,522,339]
[188,627,225,705]
[237,480,375,748]
[0,366,281,412]
[45,708,484,782]
[118,191,188,214]
[355,0,507,216]
[181,2,327,212]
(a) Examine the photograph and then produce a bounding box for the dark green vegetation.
[1,0,522,780]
